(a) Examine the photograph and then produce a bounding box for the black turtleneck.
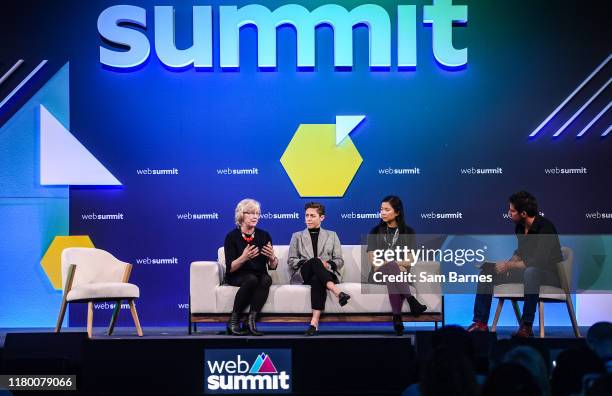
[309,227,320,256]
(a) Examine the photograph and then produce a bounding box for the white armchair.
[491,247,579,338]
[55,247,143,337]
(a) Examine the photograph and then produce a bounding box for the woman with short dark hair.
[288,202,349,336]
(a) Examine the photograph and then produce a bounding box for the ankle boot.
[227,312,247,336]
[304,325,319,336]
[392,314,404,336]
[407,296,427,317]
[338,292,351,306]
[247,312,264,336]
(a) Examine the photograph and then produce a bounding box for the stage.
[0,325,587,395]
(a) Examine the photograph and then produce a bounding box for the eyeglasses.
[243,211,261,216]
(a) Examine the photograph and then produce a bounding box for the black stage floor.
[0,324,588,346]
[0,326,587,395]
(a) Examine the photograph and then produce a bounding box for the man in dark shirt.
[468,191,563,337]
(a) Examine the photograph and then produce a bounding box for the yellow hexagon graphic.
[280,124,363,197]
[41,236,94,290]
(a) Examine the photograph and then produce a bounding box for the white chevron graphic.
[529,54,611,139]
[0,60,47,110]
[577,102,612,138]
[552,78,611,138]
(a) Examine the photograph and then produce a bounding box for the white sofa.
[189,245,443,332]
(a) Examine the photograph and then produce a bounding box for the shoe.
[338,292,351,306]
[392,314,404,336]
[514,322,534,338]
[467,321,489,332]
[407,296,427,317]
[227,312,247,336]
[247,312,264,336]
[304,325,319,336]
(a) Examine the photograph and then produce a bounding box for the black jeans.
[226,270,272,313]
[300,258,338,311]
[473,264,560,324]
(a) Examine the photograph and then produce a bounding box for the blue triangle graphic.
[0,62,70,198]
[249,353,265,374]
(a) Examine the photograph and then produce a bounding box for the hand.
[495,261,509,274]
[398,261,411,272]
[372,260,390,272]
[261,242,276,261]
[322,261,331,270]
[240,244,259,261]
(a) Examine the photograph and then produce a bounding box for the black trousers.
[226,270,272,313]
[300,258,338,311]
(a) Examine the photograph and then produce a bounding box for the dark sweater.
[513,215,563,271]
[224,227,273,278]
[366,224,416,252]
[309,227,320,257]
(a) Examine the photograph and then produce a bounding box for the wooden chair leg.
[511,300,522,324]
[55,299,68,333]
[87,302,94,338]
[491,298,505,332]
[129,300,143,337]
[539,301,545,338]
[566,297,581,338]
[108,300,122,336]
[56,265,76,334]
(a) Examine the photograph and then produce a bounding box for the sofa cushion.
[340,246,366,283]
[213,283,442,314]
[270,285,311,313]
[216,285,279,313]
[67,282,139,302]
[323,283,417,313]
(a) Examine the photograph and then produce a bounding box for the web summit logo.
[98,0,468,71]
[205,349,291,394]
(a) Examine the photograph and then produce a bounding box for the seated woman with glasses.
[223,198,278,336]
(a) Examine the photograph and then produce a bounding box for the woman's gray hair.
[234,198,261,226]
